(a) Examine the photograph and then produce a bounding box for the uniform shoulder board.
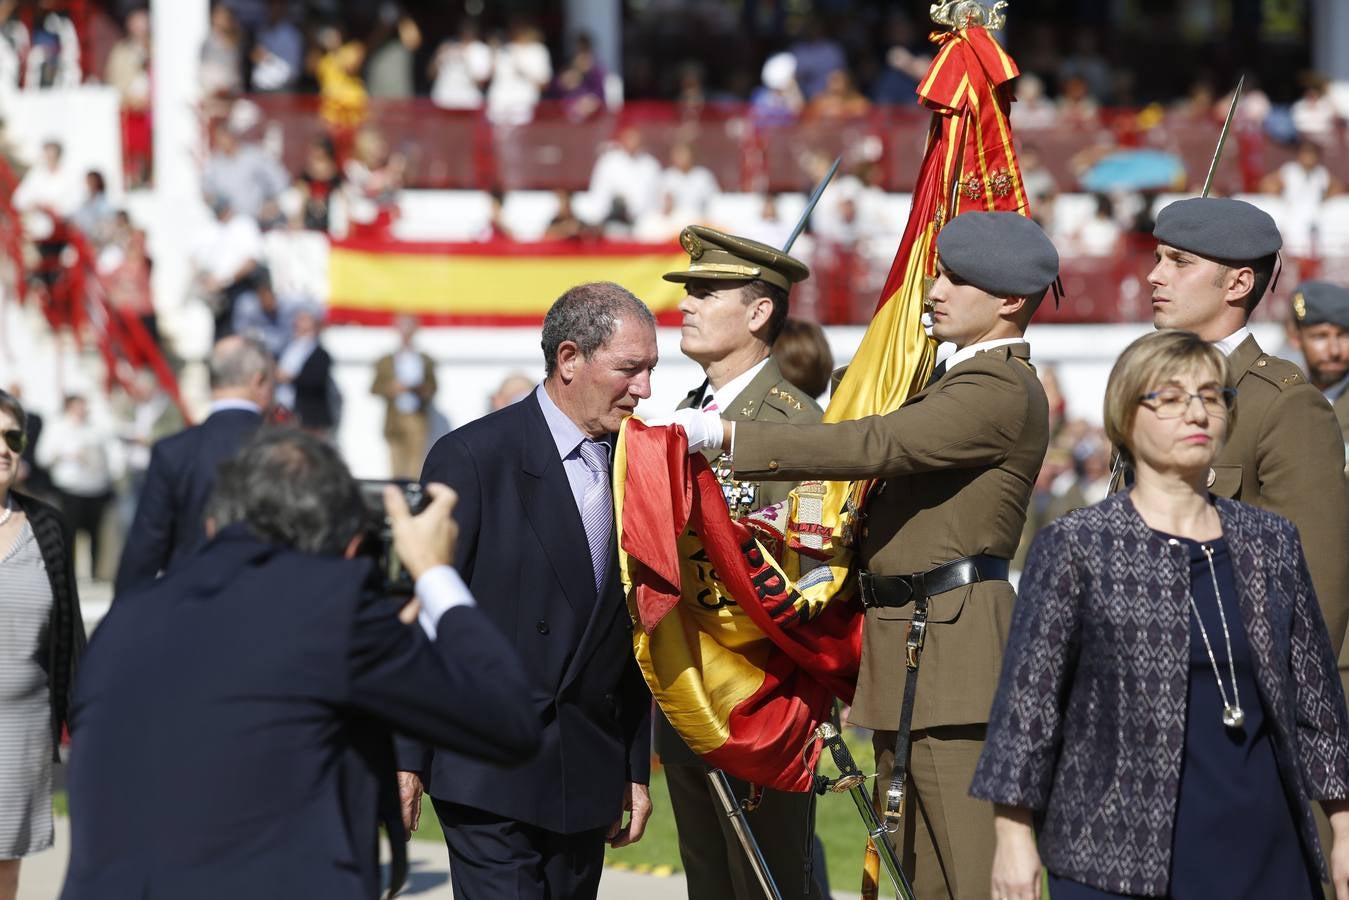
[1244,354,1306,392]
[767,384,804,412]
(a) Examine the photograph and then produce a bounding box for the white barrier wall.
[326,322,1290,479]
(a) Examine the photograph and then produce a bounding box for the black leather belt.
[857,553,1009,609]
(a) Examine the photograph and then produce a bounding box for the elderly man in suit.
[397,282,658,900]
[371,314,438,479]
[660,225,827,900]
[114,335,273,594]
[61,430,541,900]
[670,212,1057,900]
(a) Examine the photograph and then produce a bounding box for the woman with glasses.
[0,389,85,900]
[972,331,1349,900]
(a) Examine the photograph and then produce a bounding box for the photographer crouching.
[59,429,541,900]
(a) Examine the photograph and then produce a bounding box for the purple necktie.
[577,440,612,593]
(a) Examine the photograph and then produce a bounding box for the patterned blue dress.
[1047,534,1318,899]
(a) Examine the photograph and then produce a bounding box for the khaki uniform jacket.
[1334,388,1349,467]
[370,352,437,436]
[1209,336,1349,697]
[656,357,823,766]
[734,343,1049,731]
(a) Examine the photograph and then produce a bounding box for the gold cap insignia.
[680,229,704,260]
[1293,292,1306,320]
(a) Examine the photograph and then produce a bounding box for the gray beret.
[935,212,1060,297]
[1291,281,1349,328]
[1153,197,1282,261]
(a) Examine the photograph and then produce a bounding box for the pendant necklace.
[1189,543,1244,729]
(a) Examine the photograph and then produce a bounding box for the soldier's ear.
[747,295,775,335]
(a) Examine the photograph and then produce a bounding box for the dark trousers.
[665,763,827,900]
[433,798,606,900]
[58,489,111,579]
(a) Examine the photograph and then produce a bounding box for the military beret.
[1153,197,1282,261]
[664,225,810,293]
[935,212,1059,297]
[1291,280,1349,328]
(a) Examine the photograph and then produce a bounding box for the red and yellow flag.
[617,26,1030,791]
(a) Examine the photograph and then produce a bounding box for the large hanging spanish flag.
[616,25,1030,791]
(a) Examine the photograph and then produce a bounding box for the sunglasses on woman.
[3,428,26,454]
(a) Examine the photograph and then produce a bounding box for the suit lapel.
[518,395,597,620]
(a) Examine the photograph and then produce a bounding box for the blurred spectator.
[275,307,337,436]
[0,0,28,91]
[202,117,288,221]
[870,14,927,105]
[1018,143,1058,230]
[542,189,591,241]
[789,16,844,99]
[192,194,262,340]
[25,0,79,89]
[13,139,81,216]
[772,318,834,400]
[70,171,116,246]
[1262,139,1341,258]
[1073,194,1122,257]
[485,19,552,126]
[342,126,404,239]
[551,32,607,122]
[489,371,535,412]
[114,370,185,531]
[97,212,157,345]
[1291,72,1339,145]
[366,2,422,98]
[588,126,661,225]
[1056,74,1100,127]
[250,0,303,92]
[1172,79,1217,123]
[371,314,437,479]
[105,7,151,187]
[476,188,514,241]
[231,267,295,356]
[633,192,685,243]
[5,382,51,500]
[199,4,244,99]
[738,193,792,249]
[36,394,118,580]
[293,136,342,232]
[751,52,803,126]
[807,69,870,120]
[1057,29,1112,104]
[1011,73,1058,130]
[674,61,707,120]
[429,19,491,110]
[659,142,719,216]
[314,24,367,134]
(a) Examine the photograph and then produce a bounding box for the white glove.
[649,407,724,455]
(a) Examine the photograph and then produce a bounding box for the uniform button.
[1206,468,1216,488]
[768,460,779,471]
[1256,359,1267,367]
[535,620,550,635]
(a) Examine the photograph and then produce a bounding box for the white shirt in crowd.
[485,40,551,125]
[193,214,263,284]
[1278,161,1332,256]
[393,348,426,414]
[431,38,493,110]
[13,161,83,216]
[588,147,662,222]
[36,414,120,497]
[659,165,720,216]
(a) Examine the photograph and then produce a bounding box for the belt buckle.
[883,782,905,833]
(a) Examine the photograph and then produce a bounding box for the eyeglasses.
[3,428,25,454]
[1138,387,1237,419]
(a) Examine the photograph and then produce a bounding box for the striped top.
[0,520,56,858]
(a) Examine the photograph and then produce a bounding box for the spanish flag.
[616,25,1031,791]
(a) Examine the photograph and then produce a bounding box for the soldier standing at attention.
[668,211,1057,900]
[1285,280,1349,465]
[1142,198,1349,680]
[657,225,826,900]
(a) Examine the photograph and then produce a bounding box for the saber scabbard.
[707,769,784,900]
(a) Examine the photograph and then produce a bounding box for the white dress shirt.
[415,565,476,639]
[1213,326,1253,357]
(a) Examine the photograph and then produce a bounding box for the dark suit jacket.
[114,407,262,594]
[291,345,336,430]
[972,494,1349,896]
[400,390,651,835]
[62,528,540,900]
[14,492,86,760]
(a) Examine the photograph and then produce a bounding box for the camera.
[357,479,429,596]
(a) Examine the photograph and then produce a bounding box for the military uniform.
[729,212,1058,900]
[1290,281,1349,466]
[658,227,829,900]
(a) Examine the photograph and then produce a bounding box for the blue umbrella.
[1079,149,1186,192]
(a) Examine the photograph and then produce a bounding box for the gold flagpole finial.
[930,0,1008,30]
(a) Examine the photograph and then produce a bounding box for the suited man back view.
[114,335,273,594]
[62,430,541,900]
[399,281,659,900]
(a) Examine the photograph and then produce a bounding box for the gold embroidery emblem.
[988,167,1013,198]
[1293,292,1307,320]
[961,174,985,201]
[680,229,704,260]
